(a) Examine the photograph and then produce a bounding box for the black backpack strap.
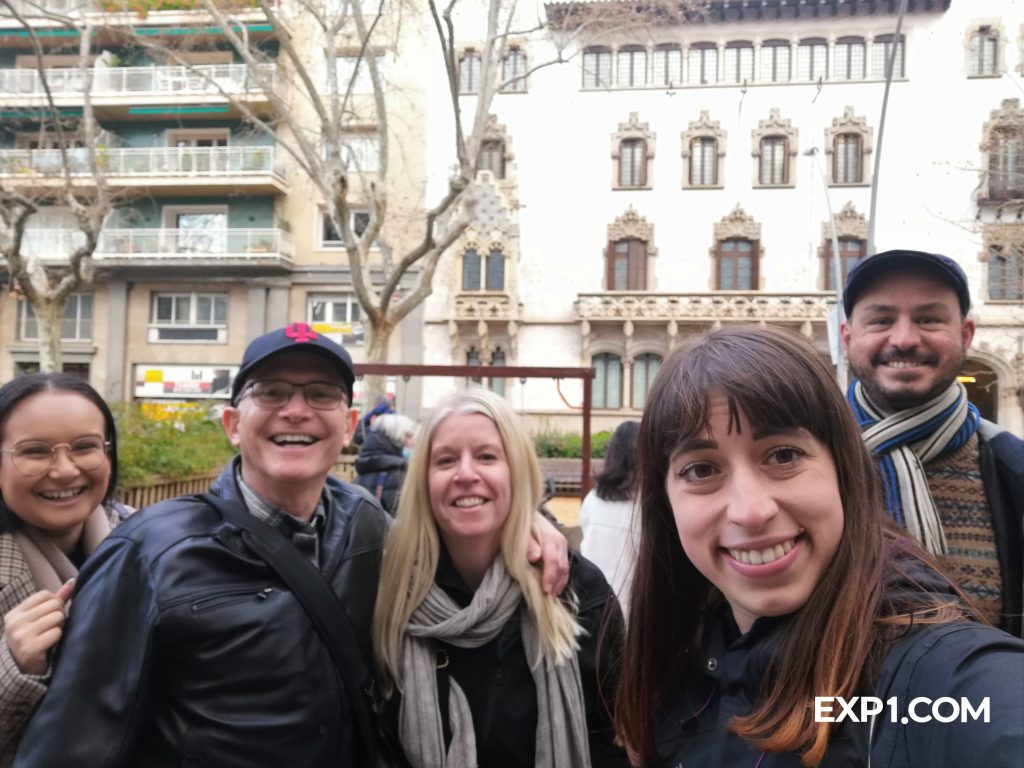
[198,493,377,761]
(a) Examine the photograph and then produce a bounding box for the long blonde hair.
[373,388,581,691]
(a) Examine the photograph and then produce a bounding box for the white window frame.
[17,292,93,342]
[317,208,372,249]
[148,291,228,343]
[308,293,365,346]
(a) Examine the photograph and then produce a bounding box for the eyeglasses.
[2,438,110,477]
[240,380,348,411]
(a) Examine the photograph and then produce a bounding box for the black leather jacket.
[354,430,408,515]
[14,457,390,768]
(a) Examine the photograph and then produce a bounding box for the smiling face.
[841,269,975,412]
[0,391,111,553]
[665,395,844,633]
[427,412,512,565]
[221,349,353,510]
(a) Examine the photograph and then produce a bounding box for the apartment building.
[420,0,1024,433]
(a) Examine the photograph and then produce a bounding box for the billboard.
[134,364,237,399]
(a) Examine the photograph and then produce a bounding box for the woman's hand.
[3,579,76,675]
[529,513,569,595]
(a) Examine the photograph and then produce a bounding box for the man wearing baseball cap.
[17,323,570,766]
[841,250,1023,638]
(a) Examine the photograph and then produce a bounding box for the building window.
[466,347,483,385]
[592,353,622,409]
[462,248,505,291]
[618,139,647,187]
[617,45,647,87]
[335,54,376,95]
[308,293,364,345]
[969,27,999,76]
[17,293,93,341]
[149,292,227,342]
[652,44,682,86]
[489,347,506,396]
[797,38,828,81]
[988,245,1023,300]
[823,237,866,291]
[870,34,905,79]
[688,43,718,85]
[607,238,647,290]
[989,127,1024,200]
[320,209,370,248]
[759,136,788,185]
[761,40,790,82]
[340,134,380,172]
[458,49,481,93]
[833,133,863,184]
[501,47,527,92]
[716,238,758,290]
[631,353,661,410]
[723,41,754,84]
[689,137,718,186]
[478,139,506,179]
[582,46,612,88]
[835,37,866,80]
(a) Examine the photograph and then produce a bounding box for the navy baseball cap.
[843,249,971,317]
[231,322,356,405]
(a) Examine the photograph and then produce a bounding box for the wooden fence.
[118,456,357,509]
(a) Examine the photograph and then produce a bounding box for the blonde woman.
[374,389,627,767]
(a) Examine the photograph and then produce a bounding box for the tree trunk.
[359,316,395,407]
[34,298,64,374]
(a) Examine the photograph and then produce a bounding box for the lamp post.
[805,145,848,392]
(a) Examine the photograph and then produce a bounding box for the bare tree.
[0,1,113,373]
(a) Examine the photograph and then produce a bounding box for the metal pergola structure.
[354,364,596,496]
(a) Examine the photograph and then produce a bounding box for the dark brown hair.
[615,326,960,766]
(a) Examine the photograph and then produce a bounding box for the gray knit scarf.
[397,558,591,768]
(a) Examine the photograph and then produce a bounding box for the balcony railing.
[0,64,276,99]
[19,228,88,260]
[0,145,283,180]
[96,228,292,260]
[1,0,267,16]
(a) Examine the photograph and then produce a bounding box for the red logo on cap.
[285,323,318,343]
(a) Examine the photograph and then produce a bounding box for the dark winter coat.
[354,430,408,515]
[14,457,390,768]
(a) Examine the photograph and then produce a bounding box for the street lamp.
[805,145,848,392]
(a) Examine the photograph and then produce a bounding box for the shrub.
[532,430,611,459]
[114,403,236,485]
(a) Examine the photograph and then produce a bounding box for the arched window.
[716,237,758,290]
[466,347,483,385]
[687,43,718,85]
[835,37,866,80]
[759,136,788,185]
[988,244,1023,300]
[501,48,527,92]
[969,26,999,76]
[797,38,827,81]
[723,41,754,84]
[871,34,905,79]
[462,248,481,290]
[631,353,662,409]
[652,44,682,86]
[823,237,866,291]
[485,248,505,291]
[760,40,790,82]
[617,45,647,87]
[593,353,622,409]
[690,137,718,186]
[489,347,507,396]
[582,46,612,88]
[618,139,647,187]
[833,133,863,184]
[458,49,481,94]
[607,238,646,290]
[478,139,506,179]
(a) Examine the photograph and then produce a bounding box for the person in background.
[616,325,1022,767]
[374,388,628,768]
[354,413,418,515]
[579,420,640,615]
[354,393,396,446]
[841,249,1023,637]
[0,374,128,767]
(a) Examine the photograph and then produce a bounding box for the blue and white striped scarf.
[847,380,979,555]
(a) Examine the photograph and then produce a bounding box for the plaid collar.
[235,467,327,567]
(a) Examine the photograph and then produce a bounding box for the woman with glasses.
[0,373,126,766]
[373,388,628,768]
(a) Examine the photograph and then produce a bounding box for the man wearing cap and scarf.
[15,323,570,767]
[841,250,1024,638]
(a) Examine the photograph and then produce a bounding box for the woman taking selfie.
[374,388,627,767]
[616,326,1022,767]
[0,373,126,765]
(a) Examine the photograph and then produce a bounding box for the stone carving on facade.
[681,110,727,188]
[607,207,658,257]
[750,108,798,186]
[611,111,655,188]
[481,113,515,164]
[713,205,762,242]
[979,98,1023,204]
[823,201,869,241]
[824,106,873,184]
[454,295,514,319]
[575,292,832,322]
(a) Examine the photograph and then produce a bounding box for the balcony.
[575,291,834,325]
[0,145,286,195]
[0,64,276,119]
[6,227,292,270]
[1,0,272,25]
